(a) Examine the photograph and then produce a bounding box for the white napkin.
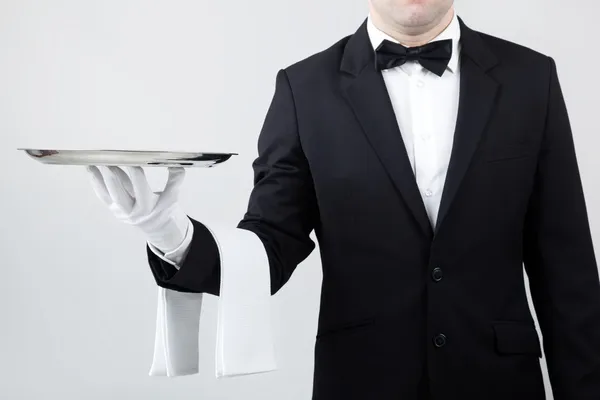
[148,225,277,378]
[149,288,203,377]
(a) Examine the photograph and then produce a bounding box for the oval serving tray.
[18,149,238,167]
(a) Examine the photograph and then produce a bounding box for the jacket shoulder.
[279,33,353,84]
[476,29,551,66]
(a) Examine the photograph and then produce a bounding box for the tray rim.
[17,148,239,155]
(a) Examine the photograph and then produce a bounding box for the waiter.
[87,0,600,399]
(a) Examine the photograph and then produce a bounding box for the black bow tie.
[375,38,453,77]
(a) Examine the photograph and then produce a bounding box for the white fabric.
[148,223,276,378]
[147,9,462,379]
[367,9,461,228]
[149,218,195,269]
[210,225,276,378]
[149,287,203,377]
[148,219,201,377]
[87,166,190,252]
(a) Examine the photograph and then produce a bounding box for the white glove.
[86,165,190,253]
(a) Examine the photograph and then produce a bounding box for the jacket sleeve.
[523,56,600,398]
[146,68,319,297]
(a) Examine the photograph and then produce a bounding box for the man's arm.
[145,68,319,378]
[523,56,600,398]
[146,68,319,296]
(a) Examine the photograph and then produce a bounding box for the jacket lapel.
[341,20,433,238]
[339,16,500,238]
[435,17,500,235]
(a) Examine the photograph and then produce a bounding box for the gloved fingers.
[165,167,186,195]
[124,166,155,211]
[102,166,135,214]
[86,165,113,207]
[156,167,185,208]
[108,201,131,220]
[109,166,135,198]
[107,167,136,220]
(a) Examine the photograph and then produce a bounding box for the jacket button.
[433,333,447,348]
[432,267,443,282]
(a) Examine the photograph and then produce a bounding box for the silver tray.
[18,149,237,167]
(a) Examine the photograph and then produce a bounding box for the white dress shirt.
[148,9,462,378]
[367,10,461,228]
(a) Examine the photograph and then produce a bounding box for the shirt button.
[424,189,433,197]
[421,134,430,141]
[432,267,443,282]
[433,334,447,348]
[416,80,424,87]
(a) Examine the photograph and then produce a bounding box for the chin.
[399,8,435,27]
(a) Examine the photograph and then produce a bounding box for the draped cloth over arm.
[147,222,276,378]
[145,68,318,378]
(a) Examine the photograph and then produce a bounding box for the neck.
[370,6,454,47]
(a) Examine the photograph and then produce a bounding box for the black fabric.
[493,321,542,356]
[146,218,220,295]
[375,38,453,76]
[146,15,600,400]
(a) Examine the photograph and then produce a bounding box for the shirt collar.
[366,10,461,74]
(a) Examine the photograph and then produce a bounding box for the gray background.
[1,0,598,399]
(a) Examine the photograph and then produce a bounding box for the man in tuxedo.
[88,0,600,398]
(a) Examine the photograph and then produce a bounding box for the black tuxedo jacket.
[147,15,600,400]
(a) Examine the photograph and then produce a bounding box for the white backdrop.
[1,0,599,399]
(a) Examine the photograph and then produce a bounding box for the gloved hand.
[86,165,190,253]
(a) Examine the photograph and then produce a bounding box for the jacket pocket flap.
[316,318,375,339]
[493,322,542,357]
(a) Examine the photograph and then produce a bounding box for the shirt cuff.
[147,218,194,269]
